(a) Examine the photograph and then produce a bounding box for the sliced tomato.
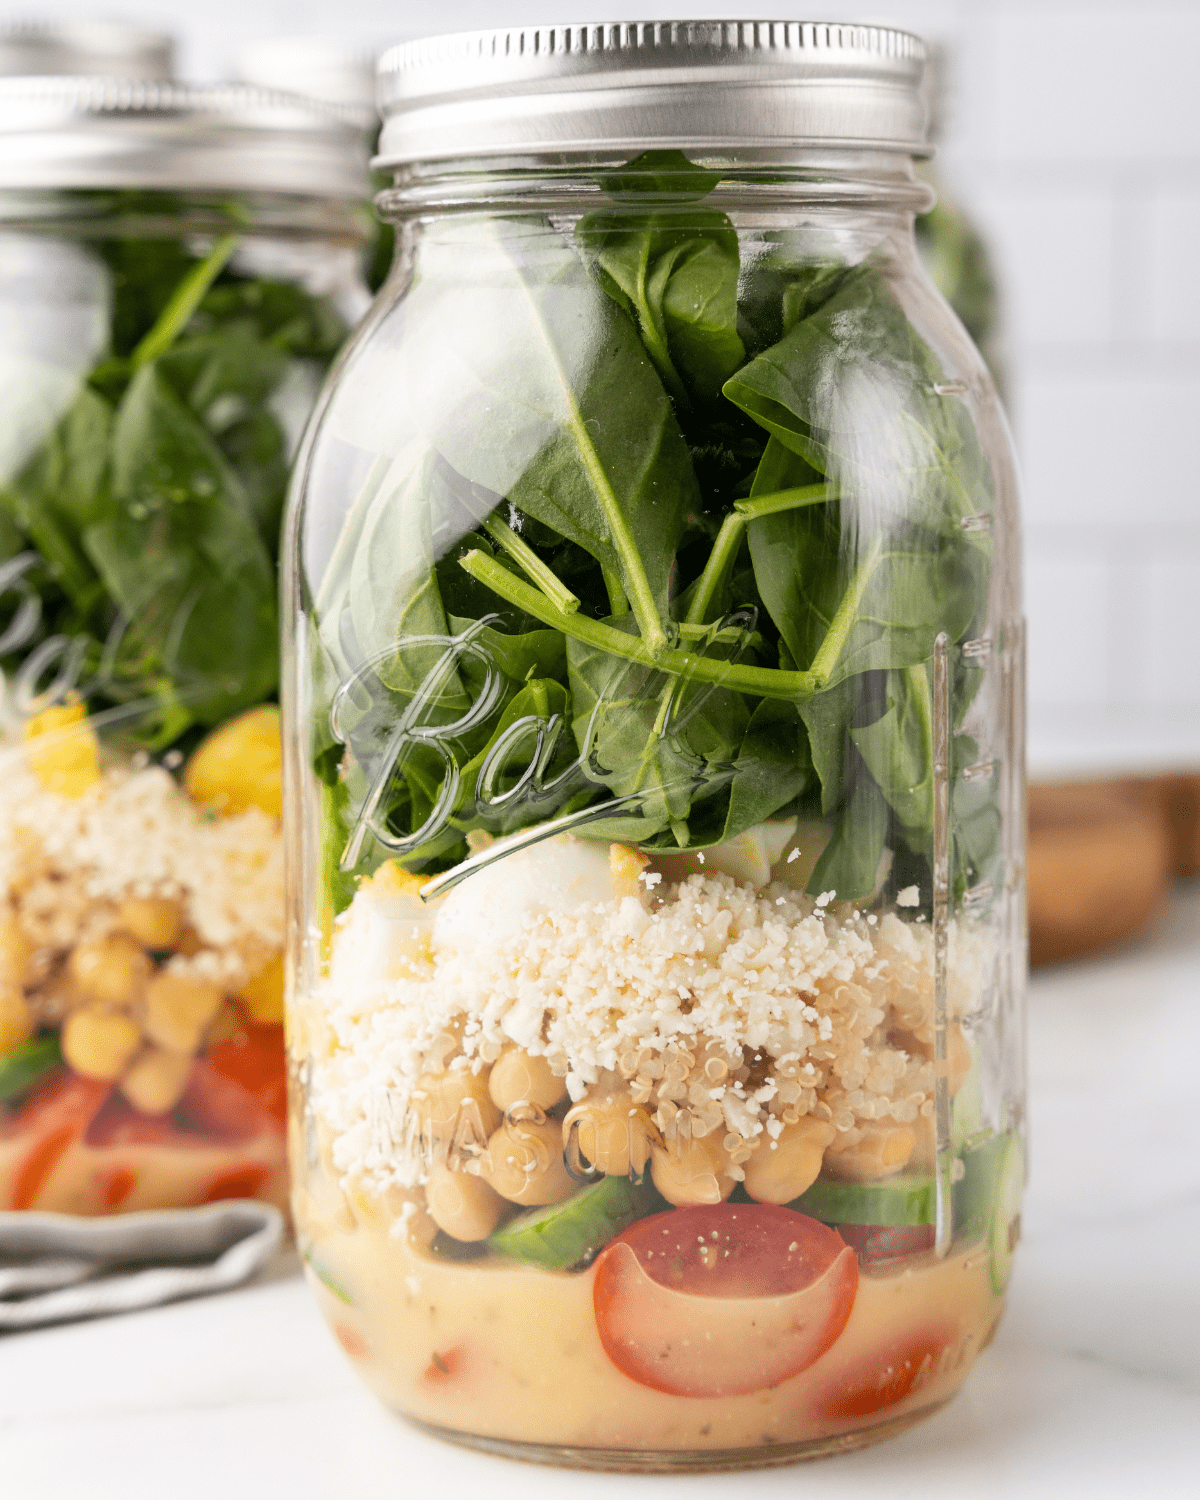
[813,1325,958,1420]
[1,1072,112,1210]
[180,1025,287,1144]
[206,1024,287,1125]
[203,1163,271,1203]
[86,1096,185,1148]
[593,1204,858,1397]
[837,1223,935,1266]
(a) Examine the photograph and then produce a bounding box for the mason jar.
[0,78,369,1215]
[285,20,1026,1468]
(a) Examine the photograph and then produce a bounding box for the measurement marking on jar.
[962,881,995,912]
[961,636,992,662]
[962,758,997,784]
[933,380,968,396]
[961,512,993,533]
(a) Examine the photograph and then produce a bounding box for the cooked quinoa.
[313,868,986,1197]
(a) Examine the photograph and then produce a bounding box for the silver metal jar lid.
[0,77,370,198]
[0,20,174,80]
[376,19,929,167]
[236,34,379,123]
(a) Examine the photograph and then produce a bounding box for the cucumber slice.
[0,1035,62,1103]
[789,1173,934,1227]
[951,1048,984,1152]
[986,1133,1025,1294]
[490,1175,661,1270]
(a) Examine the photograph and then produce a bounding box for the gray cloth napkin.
[0,1201,284,1331]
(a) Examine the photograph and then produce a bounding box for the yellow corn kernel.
[364,861,428,899]
[481,1112,576,1206]
[121,1046,194,1115]
[68,934,152,1007]
[23,703,101,798]
[743,1115,837,1205]
[424,1163,506,1241]
[0,913,36,989]
[563,1092,659,1178]
[62,1008,142,1081]
[143,970,223,1052]
[651,1133,737,1207]
[238,953,284,1024]
[488,1047,567,1113]
[0,986,35,1057]
[184,705,282,818]
[609,842,649,898]
[824,1121,916,1182]
[116,896,183,951]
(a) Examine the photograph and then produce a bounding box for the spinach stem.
[600,562,629,616]
[732,483,834,520]
[809,533,884,687]
[460,549,816,702]
[131,234,239,369]
[685,484,833,627]
[482,515,580,614]
[566,407,667,653]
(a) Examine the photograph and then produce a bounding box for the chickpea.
[651,1133,737,1207]
[68,934,152,1007]
[62,1008,141,1081]
[743,1116,836,1205]
[0,914,36,989]
[412,1069,501,1168]
[425,1163,507,1241]
[893,1022,973,1098]
[825,1121,916,1181]
[481,1110,576,1206]
[143,970,223,1052]
[116,896,183,951]
[0,986,34,1057]
[488,1047,567,1113]
[238,952,285,1025]
[121,1047,194,1115]
[563,1092,659,1178]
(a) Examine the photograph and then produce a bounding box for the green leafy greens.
[0,198,347,745]
[314,155,997,905]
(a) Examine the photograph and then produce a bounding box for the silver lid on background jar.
[0,20,174,80]
[0,77,370,197]
[236,34,379,127]
[376,18,929,167]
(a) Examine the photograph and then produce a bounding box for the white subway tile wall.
[942,0,1200,775]
[19,0,1200,775]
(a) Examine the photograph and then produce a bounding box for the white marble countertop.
[3,887,1199,1500]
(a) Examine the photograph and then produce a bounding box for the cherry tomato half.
[813,1324,958,1421]
[593,1203,858,1397]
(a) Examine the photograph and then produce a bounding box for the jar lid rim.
[0,76,371,198]
[376,19,930,166]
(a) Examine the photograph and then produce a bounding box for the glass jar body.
[0,188,366,1215]
[284,154,1025,1467]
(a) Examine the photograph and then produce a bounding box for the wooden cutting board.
[1027,781,1172,967]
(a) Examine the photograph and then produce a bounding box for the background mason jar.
[0,77,369,1216]
[284,21,1026,1469]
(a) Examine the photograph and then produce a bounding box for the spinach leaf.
[850,664,935,841]
[333,217,697,652]
[724,264,994,536]
[577,207,745,406]
[806,770,889,902]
